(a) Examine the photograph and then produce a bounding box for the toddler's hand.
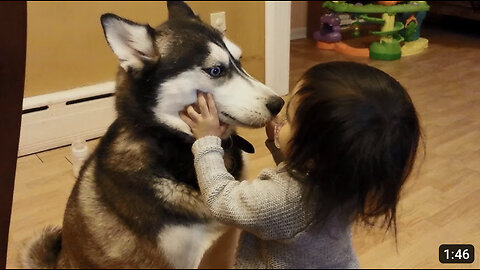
[265,116,285,142]
[265,117,277,141]
[179,92,228,139]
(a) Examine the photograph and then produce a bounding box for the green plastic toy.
[319,1,430,61]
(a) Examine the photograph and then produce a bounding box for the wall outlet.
[210,11,226,32]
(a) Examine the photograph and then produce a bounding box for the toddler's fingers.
[179,111,194,127]
[186,105,201,122]
[197,92,209,117]
[207,93,218,116]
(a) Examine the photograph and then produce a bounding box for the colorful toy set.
[313,1,430,60]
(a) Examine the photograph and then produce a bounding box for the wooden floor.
[7,25,480,268]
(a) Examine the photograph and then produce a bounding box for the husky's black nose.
[266,97,285,116]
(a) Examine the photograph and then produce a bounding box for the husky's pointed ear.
[167,1,197,20]
[101,13,159,72]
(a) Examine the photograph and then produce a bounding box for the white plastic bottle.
[71,138,89,178]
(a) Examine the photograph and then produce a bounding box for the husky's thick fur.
[21,2,283,269]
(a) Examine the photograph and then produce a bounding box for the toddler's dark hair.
[286,61,421,233]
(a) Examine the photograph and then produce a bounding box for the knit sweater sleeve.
[192,136,312,240]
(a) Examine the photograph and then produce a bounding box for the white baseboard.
[18,81,117,157]
[290,27,307,40]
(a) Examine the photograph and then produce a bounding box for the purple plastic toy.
[313,13,342,43]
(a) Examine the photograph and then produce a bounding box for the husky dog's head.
[101,1,284,136]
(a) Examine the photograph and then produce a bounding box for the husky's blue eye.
[204,66,224,77]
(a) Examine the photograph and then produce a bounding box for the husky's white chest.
[157,223,226,268]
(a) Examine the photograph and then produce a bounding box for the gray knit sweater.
[192,136,359,269]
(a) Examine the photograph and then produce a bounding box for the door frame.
[0,1,27,268]
[265,1,291,96]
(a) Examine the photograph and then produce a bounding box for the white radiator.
[18,81,117,157]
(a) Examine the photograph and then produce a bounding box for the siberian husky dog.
[21,1,284,269]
